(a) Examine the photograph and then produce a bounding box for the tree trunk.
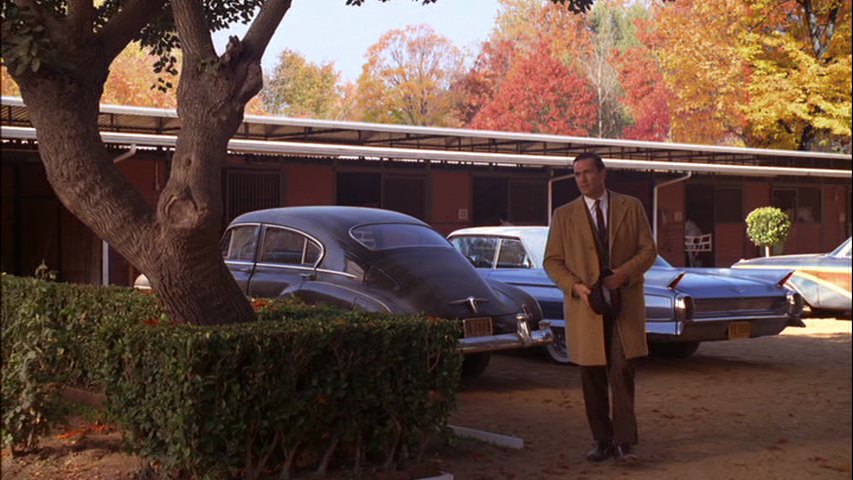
[18,67,254,326]
[5,0,291,326]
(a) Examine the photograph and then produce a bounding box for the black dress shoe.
[585,441,613,462]
[614,444,638,464]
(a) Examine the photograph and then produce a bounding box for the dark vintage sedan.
[732,237,851,316]
[448,226,805,364]
[137,207,551,376]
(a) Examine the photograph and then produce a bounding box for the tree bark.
[7,0,294,325]
[18,69,254,325]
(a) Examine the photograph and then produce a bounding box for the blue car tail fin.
[667,272,686,290]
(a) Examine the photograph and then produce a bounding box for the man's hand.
[602,269,628,290]
[572,283,592,307]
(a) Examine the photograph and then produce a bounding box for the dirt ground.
[439,316,852,480]
[2,317,850,480]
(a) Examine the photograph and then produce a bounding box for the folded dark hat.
[589,269,622,317]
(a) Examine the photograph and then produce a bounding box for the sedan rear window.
[259,227,322,266]
[351,224,450,251]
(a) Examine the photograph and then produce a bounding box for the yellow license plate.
[728,322,751,340]
[463,317,493,338]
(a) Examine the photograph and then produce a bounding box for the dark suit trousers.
[579,314,638,446]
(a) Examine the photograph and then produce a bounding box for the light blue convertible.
[448,226,805,364]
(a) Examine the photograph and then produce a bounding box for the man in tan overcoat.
[544,152,656,464]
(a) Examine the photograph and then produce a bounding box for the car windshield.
[830,237,852,258]
[519,229,549,267]
[525,230,671,268]
[351,223,451,251]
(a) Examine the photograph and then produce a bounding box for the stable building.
[1,96,850,286]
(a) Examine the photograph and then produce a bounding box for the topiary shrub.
[745,206,792,257]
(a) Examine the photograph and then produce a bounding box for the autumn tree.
[0,0,593,326]
[739,0,851,151]
[652,0,851,151]
[355,24,465,126]
[262,48,343,119]
[580,1,632,138]
[451,39,516,125]
[613,43,671,141]
[457,0,596,130]
[101,44,179,108]
[1,64,20,96]
[651,0,751,146]
[613,15,671,141]
[470,40,597,135]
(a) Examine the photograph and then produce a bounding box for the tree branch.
[12,0,64,38]
[98,0,168,60]
[67,0,96,33]
[171,0,217,58]
[242,0,293,63]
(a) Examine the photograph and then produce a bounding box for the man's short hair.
[573,152,606,171]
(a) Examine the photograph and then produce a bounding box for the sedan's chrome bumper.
[647,314,796,343]
[457,317,554,354]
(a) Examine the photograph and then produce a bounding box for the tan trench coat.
[543,191,657,366]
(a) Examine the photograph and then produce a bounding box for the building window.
[224,169,282,224]
[336,172,426,220]
[796,188,821,223]
[508,181,548,225]
[473,177,547,226]
[384,176,425,220]
[714,187,743,223]
[337,172,381,208]
[772,187,821,223]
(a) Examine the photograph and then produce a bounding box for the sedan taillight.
[674,294,694,323]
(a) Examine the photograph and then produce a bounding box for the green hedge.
[1,274,160,452]
[1,274,462,479]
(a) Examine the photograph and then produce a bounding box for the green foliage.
[1,274,161,453]
[745,206,792,248]
[1,0,260,85]
[104,307,461,478]
[0,4,59,75]
[262,49,342,118]
[1,275,462,478]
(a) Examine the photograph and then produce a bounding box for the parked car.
[732,237,852,316]
[448,226,805,364]
[135,207,551,376]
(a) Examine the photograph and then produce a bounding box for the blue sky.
[213,0,501,83]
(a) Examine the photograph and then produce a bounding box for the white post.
[101,240,110,285]
[652,172,692,243]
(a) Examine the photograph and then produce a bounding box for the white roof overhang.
[2,96,850,179]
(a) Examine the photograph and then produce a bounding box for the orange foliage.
[101,45,179,108]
